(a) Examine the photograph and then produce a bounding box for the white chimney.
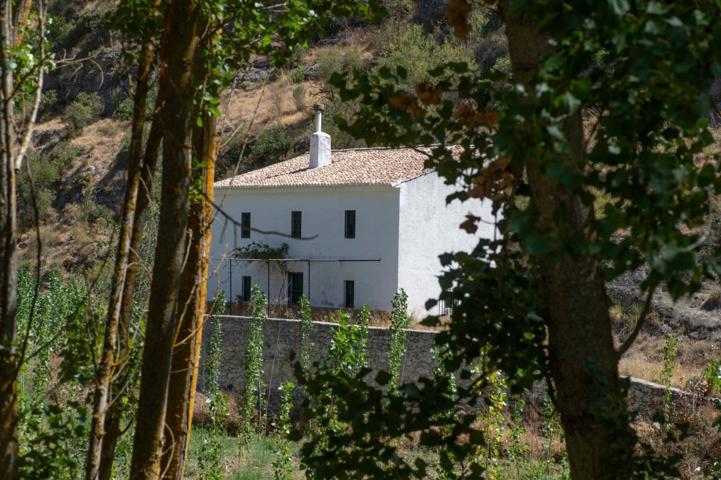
[309,104,331,169]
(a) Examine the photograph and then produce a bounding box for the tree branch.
[13,0,44,171]
[616,284,656,358]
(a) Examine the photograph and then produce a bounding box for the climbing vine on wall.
[388,289,409,392]
[298,295,314,372]
[241,285,268,442]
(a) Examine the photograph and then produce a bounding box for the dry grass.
[618,332,721,391]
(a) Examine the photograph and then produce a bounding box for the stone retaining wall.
[199,315,713,419]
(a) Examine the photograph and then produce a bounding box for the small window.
[241,212,251,238]
[291,211,302,238]
[242,276,251,301]
[344,210,356,239]
[344,280,355,309]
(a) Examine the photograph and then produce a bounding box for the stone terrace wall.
[199,315,713,419]
[198,315,437,406]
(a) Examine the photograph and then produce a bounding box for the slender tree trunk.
[0,1,18,476]
[129,1,205,478]
[97,118,162,480]
[501,4,635,479]
[162,113,216,480]
[85,15,159,478]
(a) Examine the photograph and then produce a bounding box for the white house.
[208,108,496,317]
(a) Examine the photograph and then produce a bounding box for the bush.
[62,92,104,136]
[316,46,366,82]
[372,21,474,88]
[112,97,134,121]
[289,65,307,83]
[249,127,293,165]
[39,89,58,120]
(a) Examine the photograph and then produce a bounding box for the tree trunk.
[162,113,216,480]
[85,10,159,477]
[129,1,205,478]
[501,3,635,479]
[97,116,163,480]
[0,0,19,475]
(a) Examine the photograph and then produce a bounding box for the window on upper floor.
[344,280,355,309]
[241,212,251,238]
[344,210,356,239]
[291,211,302,238]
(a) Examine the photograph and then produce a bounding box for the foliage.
[234,242,289,260]
[249,127,294,165]
[18,401,90,480]
[388,289,409,391]
[298,294,314,372]
[328,310,369,377]
[661,333,678,429]
[18,141,80,223]
[371,20,474,89]
[39,89,58,120]
[242,285,268,441]
[15,267,96,478]
[704,360,721,396]
[199,291,229,480]
[476,370,507,479]
[62,92,104,136]
[289,65,307,83]
[272,382,295,480]
[112,96,135,121]
[316,46,366,83]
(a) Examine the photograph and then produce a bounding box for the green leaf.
[609,0,630,16]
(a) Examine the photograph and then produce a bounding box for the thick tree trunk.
[85,12,158,478]
[97,116,162,480]
[129,1,204,478]
[0,1,19,476]
[502,4,635,479]
[162,113,216,480]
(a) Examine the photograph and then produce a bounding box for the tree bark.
[85,7,159,477]
[129,1,205,478]
[97,115,162,480]
[501,3,635,479]
[162,112,216,480]
[0,1,19,476]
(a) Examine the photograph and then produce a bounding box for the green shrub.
[372,21,474,88]
[316,46,365,82]
[112,96,134,121]
[388,289,409,391]
[705,360,721,395]
[249,127,293,165]
[39,89,58,119]
[289,66,307,83]
[62,92,104,136]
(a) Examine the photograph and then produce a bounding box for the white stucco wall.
[209,185,401,310]
[397,172,495,317]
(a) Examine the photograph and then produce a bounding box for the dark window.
[291,211,302,238]
[287,272,303,306]
[344,210,356,239]
[241,212,251,238]
[344,280,355,309]
[242,276,251,301]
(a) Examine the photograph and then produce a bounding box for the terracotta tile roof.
[215,147,435,188]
